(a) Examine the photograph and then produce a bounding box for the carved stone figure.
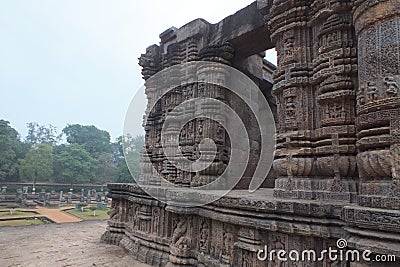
[284,96,296,118]
[152,208,160,234]
[171,217,190,250]
[327,103,343,119]
[198,219,209,253]
[356,85,366,105]
[222,225,234,263]
[367,81,379,102]
[384,76,399,97]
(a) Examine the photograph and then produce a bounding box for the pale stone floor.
[0,220,150,267]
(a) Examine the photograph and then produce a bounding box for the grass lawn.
[0,218,48,227]
[65,208,110,220]
[0,210,37,217]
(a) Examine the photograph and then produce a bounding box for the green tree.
[114,135,144,183]
[18,144,54,186]
[116,159,133,183]
[26,122,62,146]
[62,124,112,158]
[53,144,98,185]
[93,152,117,184]
[0,120,27,181]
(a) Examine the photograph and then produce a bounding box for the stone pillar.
[353,0,400,209]
[269,0,360,201]
[139,36,239,190]
[139,45,162,186]
[310,0,359,202]
[194,45,233,187]
[268,0,316,199]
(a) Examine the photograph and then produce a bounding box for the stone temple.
[102,0,400,266]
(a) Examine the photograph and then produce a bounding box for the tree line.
[0,120,143,185]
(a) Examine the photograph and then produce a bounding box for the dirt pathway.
[1,206,82,223]
[0,220,150,267]
[35,206,82,223]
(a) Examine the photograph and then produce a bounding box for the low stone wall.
[102,183,400,266]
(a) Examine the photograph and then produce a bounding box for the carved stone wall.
[103,184,400,266]
[102,1,400,266]
[140,41,236,188]
[137,8,275,190]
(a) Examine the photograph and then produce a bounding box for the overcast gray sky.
[0,0,276,141]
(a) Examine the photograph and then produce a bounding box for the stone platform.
[102,183,400,266]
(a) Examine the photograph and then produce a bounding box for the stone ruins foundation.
[102,0,400,266]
